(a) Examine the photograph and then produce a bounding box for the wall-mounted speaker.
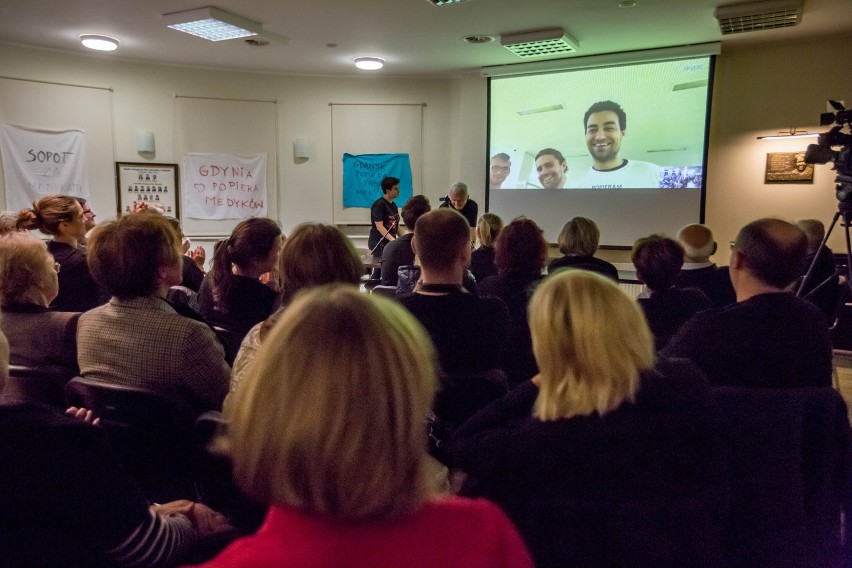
[294,137,312,159]
[136,130,155,153]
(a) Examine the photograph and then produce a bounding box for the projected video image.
[489,57,712,190]
[487,55,713,245]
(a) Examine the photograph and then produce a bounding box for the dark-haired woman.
[198,218,282,340]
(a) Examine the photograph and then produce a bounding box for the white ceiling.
[0,0,850,76]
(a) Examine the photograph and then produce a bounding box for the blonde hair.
[228,285,437,520]
[530,270,654,420]
[476,213,503,247]
[0,232,58,307]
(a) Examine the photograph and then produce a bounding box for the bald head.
[734,218,807,289]
[676,224,716,262]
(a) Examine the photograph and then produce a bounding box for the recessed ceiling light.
[618,1,637,7]
[164,7,261,42]
[79,34,119,52]
[354,57,385,70]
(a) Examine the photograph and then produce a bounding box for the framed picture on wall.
[765,152,814,183]
[115,162,180,217]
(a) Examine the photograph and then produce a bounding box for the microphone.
[370,217,398,257]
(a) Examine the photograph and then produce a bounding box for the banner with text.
[342,153,412,208]
[183,153,268,219]
[0,123,89,211]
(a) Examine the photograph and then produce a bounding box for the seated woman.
[479,217,547,386]
[225,223,363,411]
[448,271,720,567]
[17,195,107,312]
[632,234,712,350]
[469,213,503,282]
[0,327,231,566]
[0,233,79,372]
[194,286,532,567]
[548,216,619,281]
[198,218,282,340]
[78,212,230,413]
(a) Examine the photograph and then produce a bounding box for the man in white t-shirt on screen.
[575,100,660,189]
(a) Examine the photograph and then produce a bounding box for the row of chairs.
[2,364,225,502]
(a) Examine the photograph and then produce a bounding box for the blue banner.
[342,153,413,208]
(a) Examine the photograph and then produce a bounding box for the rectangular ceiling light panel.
[164,7,261,41]
[501,28,579,58]
[714,0,803,35]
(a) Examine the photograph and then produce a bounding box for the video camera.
[805,100,852,202]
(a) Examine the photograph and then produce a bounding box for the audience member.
[0,210,20,234]
[632,234,712,350]
[675,223,736,307]
[194,286,533,567]
[0,328,232,566]
[548,216,619,281]
[439,182,478,240]
[0,233,79,372]
[165,217,206,292]
[381,195,430,286]
[480,217,547,386]
[74,197,97,246]
[17,195,107,312]
[796,218,839,319]
[664,218,832,388]
[226,223,364,411]
[78,212,230,412]
[400,209,509,376]
[198,218,282,339]
[469,213,503,282]
[449,270,719,567]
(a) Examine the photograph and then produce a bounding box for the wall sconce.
[294,138,312,160]
[136,130,155,153]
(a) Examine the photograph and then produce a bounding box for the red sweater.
[190,496,533,568]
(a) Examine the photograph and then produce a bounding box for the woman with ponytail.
[198,217,282,340]
[16,195,107,312]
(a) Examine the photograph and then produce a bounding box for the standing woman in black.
[198,217,282,340]
[16,195,107,312]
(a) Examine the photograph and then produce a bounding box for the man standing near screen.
[535,148,568,189]
[439,182,478,242]
[576,100,660,189]
[489,153,512,189]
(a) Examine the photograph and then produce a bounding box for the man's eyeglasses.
[490,165,510,173]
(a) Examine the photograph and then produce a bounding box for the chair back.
[65,376,197,501]
[434,368,509,427]
[711,386,851,567]
[1,365,75,408]
[370,285,399,298]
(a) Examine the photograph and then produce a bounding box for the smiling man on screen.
[576,100,660,189]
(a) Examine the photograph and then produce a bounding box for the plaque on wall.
[765,152,814,183]
[115,162,180,217]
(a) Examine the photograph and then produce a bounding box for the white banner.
[183,153,268,220]
[0,123,89,211]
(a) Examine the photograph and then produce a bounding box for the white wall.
[0,42,466,237]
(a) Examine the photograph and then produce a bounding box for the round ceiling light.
[354,56,385,70]
[80,34,119,51]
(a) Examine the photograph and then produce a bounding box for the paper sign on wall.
[342,153,413,208]
[0,123,89,211]
[183,153,267,219]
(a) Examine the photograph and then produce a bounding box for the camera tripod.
[796,181,852,307]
